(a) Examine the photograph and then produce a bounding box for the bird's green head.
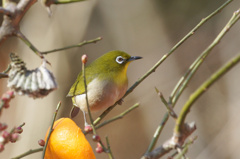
[91,50,142,76]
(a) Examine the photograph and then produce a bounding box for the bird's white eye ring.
[116,56,125,64]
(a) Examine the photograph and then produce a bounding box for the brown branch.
[141,122,196,159]
[0,73,8,78]
[0,0,37,44]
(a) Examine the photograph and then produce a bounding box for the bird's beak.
[127,56,142,62]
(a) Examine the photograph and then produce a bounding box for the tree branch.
[0,73,8,78]
[11,148,43,159]
[41,37,102,54]
[142,122,196,159]
[0,0,37,44]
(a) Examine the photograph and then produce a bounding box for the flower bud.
[10,133,19,143]
[81,54,88,64]
[84,125,92,132]
[38,139,45,147]
[92,135,101,142]
[14,127,23,134]
[2,131,10,139]
[96,143,104,153]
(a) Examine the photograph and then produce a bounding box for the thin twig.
[0,73,8,78]
[93,0,233,126]
[42,101,61,159]
[41,37,102,54]
[54,0,86,4]
[155,88,177,119]
[2,64,11,73]
[0,64,11,79]
[145,113,169,153]
[173,136,197,159]
[82,55,108,152]
[11,148,43,159]
[10,123,25,134]
[84,103,139,135]
[82,57,94,125]
[16,31,52,65]
[95,103,139,130]
[106,136,115,159]
[16,31,44,59]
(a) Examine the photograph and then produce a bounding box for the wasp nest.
[7,53,57,98]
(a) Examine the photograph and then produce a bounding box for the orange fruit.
[44,118,96,159]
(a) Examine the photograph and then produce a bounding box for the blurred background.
[0,0,240,158]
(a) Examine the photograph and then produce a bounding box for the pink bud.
[10,133,19,143]
[84,125,93,132]
[14,127,23,134]
[38,139,45,147]
[95,142,104,153]
[81,54,88,64]
[92,135,101,142]
[96,146,104,153]
[2,131,10,139]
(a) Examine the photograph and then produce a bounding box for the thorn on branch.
[155,87,178,119]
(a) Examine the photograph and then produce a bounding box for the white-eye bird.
[67,50,142,126]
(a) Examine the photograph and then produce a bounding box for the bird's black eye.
[116,56,125,64]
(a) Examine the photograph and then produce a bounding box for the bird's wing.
[67,69,96,97]
[67,71,85,97]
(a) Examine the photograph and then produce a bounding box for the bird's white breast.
[74,78,127,113]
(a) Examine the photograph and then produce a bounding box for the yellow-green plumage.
[67,51,131,97]
[67,50,142,126]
